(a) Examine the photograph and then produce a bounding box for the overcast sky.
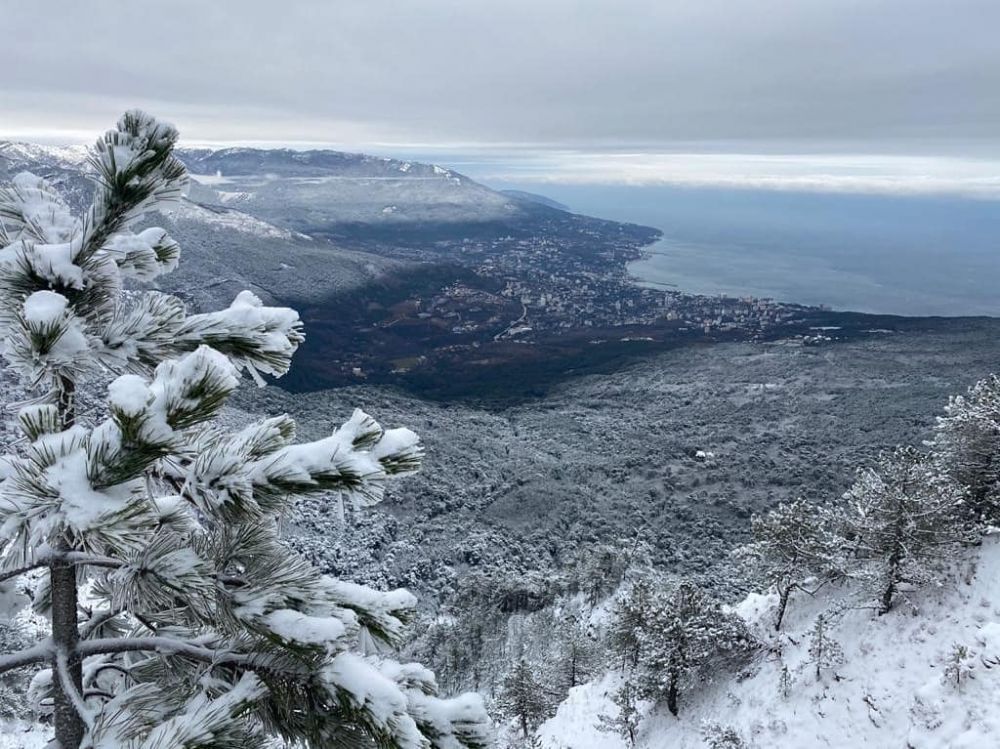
[4,0,1000,190]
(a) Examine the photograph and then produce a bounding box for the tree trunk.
[879,571,896,615]
[775,584,792,631]
[51,558,84,748]
[666,667,680,717]
[51,376,84,748]
[880,546,901,615]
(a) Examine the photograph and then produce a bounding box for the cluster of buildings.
[431,233,807,339]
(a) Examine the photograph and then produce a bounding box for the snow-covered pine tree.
[596,681,640,748]
[635,582,756,717]
[929,375,1000,524]
[777,663,793,699]
[496,659,549,739]
[551,613,595,694]
[580,543,629,606]
[607,578,654,671]
[843,446,974,615]
[806,614,843,681]
[941,642,976,691]
[736,499,846,630]
[0,112,490,749]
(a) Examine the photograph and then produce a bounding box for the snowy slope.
[0,142,89,170]
[179,147,523,230]
[0,721,48,748]
[538,535,1000,749]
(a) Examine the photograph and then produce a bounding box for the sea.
[484,183,1000,318]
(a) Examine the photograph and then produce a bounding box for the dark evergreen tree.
[607,579,654,670]
[552,614,596,694]
[497,658,550,738]
[634,583,756,717]
[597,681,640,747]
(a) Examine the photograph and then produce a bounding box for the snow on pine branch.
[175,291,304,385]
[0,172,76,246]
[248,408,422,507]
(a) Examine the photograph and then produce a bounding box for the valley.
[6,136,1000,719]
[231,318,1000,694]
[5,141,988,406]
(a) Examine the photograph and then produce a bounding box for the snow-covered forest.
[0,114,999,749]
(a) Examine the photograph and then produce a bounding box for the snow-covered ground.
[172,198,307,240]
[0,721,48,748]
[538,535,1000,748]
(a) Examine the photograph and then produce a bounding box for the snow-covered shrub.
[805,614,844,681]
[776,664,792,699]
[0,112,490,749]
[700,721,748,748]
[941,642,976,691]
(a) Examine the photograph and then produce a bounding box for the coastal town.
[368,218,815,345]
[294,206,855,395]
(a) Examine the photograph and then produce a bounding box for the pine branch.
[76,636,251,667]
[0,112,488,748]
[0,557,51,583]
[0,638,53,675]
[62,552,123,570]
[0,551,122,584]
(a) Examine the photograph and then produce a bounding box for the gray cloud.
[4,0,999,154]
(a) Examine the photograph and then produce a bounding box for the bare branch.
[0,552,121,585]
[88,662,132,682]
[0,639,52,675]
[62,552,122,570]
[0,559,50,584]
[84,690,115,701]
[77,636,250,667]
